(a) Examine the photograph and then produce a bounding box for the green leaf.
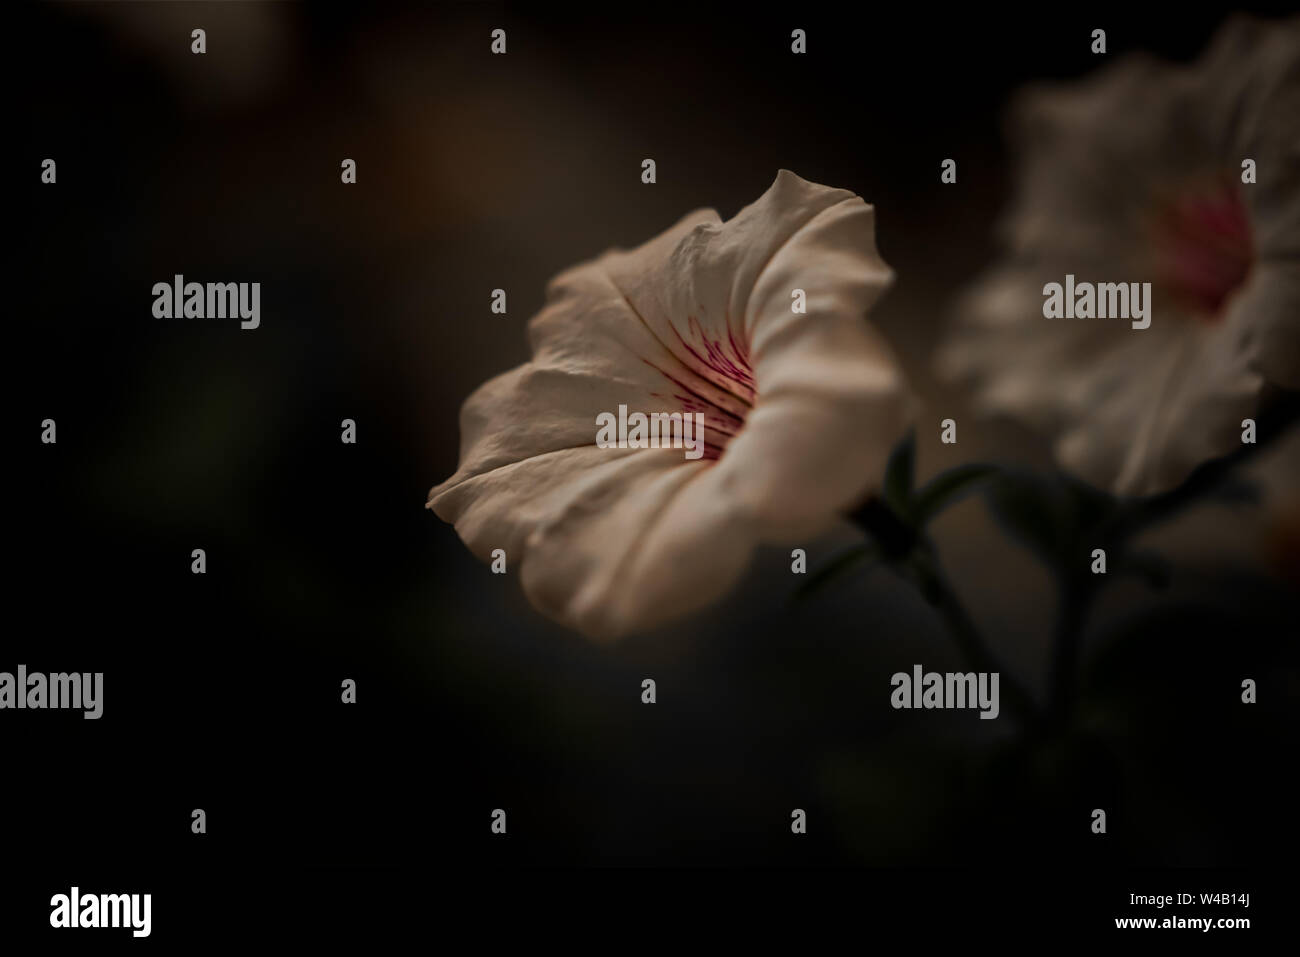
[795,544,879,601]
[1206,474,1261,506]
[984,470,1119,569]
[850,497,917,560]
[911,464,999,527]
[1061,472,1119,530]
[882,430,915,518]
[1114,549,1171,589]
[983,470,1072,566]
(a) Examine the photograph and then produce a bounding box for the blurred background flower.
[938,15,1300,497]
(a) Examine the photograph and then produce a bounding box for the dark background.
[9,0,1298,885]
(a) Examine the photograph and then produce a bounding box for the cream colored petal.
[433,209,725,496]
[1236,261,1300,389]
[533,206,751,418]
[1000,56,1205,263]
[598,170,892,404]
[937,259,1285,496]
[519,456,756,640]
[435,444,757,640]
[1190,15,1300,260]
[939,266,1189,432]
[1059,312,1264,497]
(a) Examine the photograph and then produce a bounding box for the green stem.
[910,543,1041,728]
[851,497,1040,727]
[1047,575,1092,729]
[1042,396,1300,726]
[1114,390,1300,537]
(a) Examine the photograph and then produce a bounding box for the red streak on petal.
[640,311,757,459]
[1151,174,1254,321]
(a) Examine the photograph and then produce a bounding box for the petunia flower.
[937,15,1300,497]
[429,170,910,640]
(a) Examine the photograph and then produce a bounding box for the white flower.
[938,15,1300,496]
[429,171,910,639]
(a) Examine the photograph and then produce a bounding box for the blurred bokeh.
[13,2,1297,867]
